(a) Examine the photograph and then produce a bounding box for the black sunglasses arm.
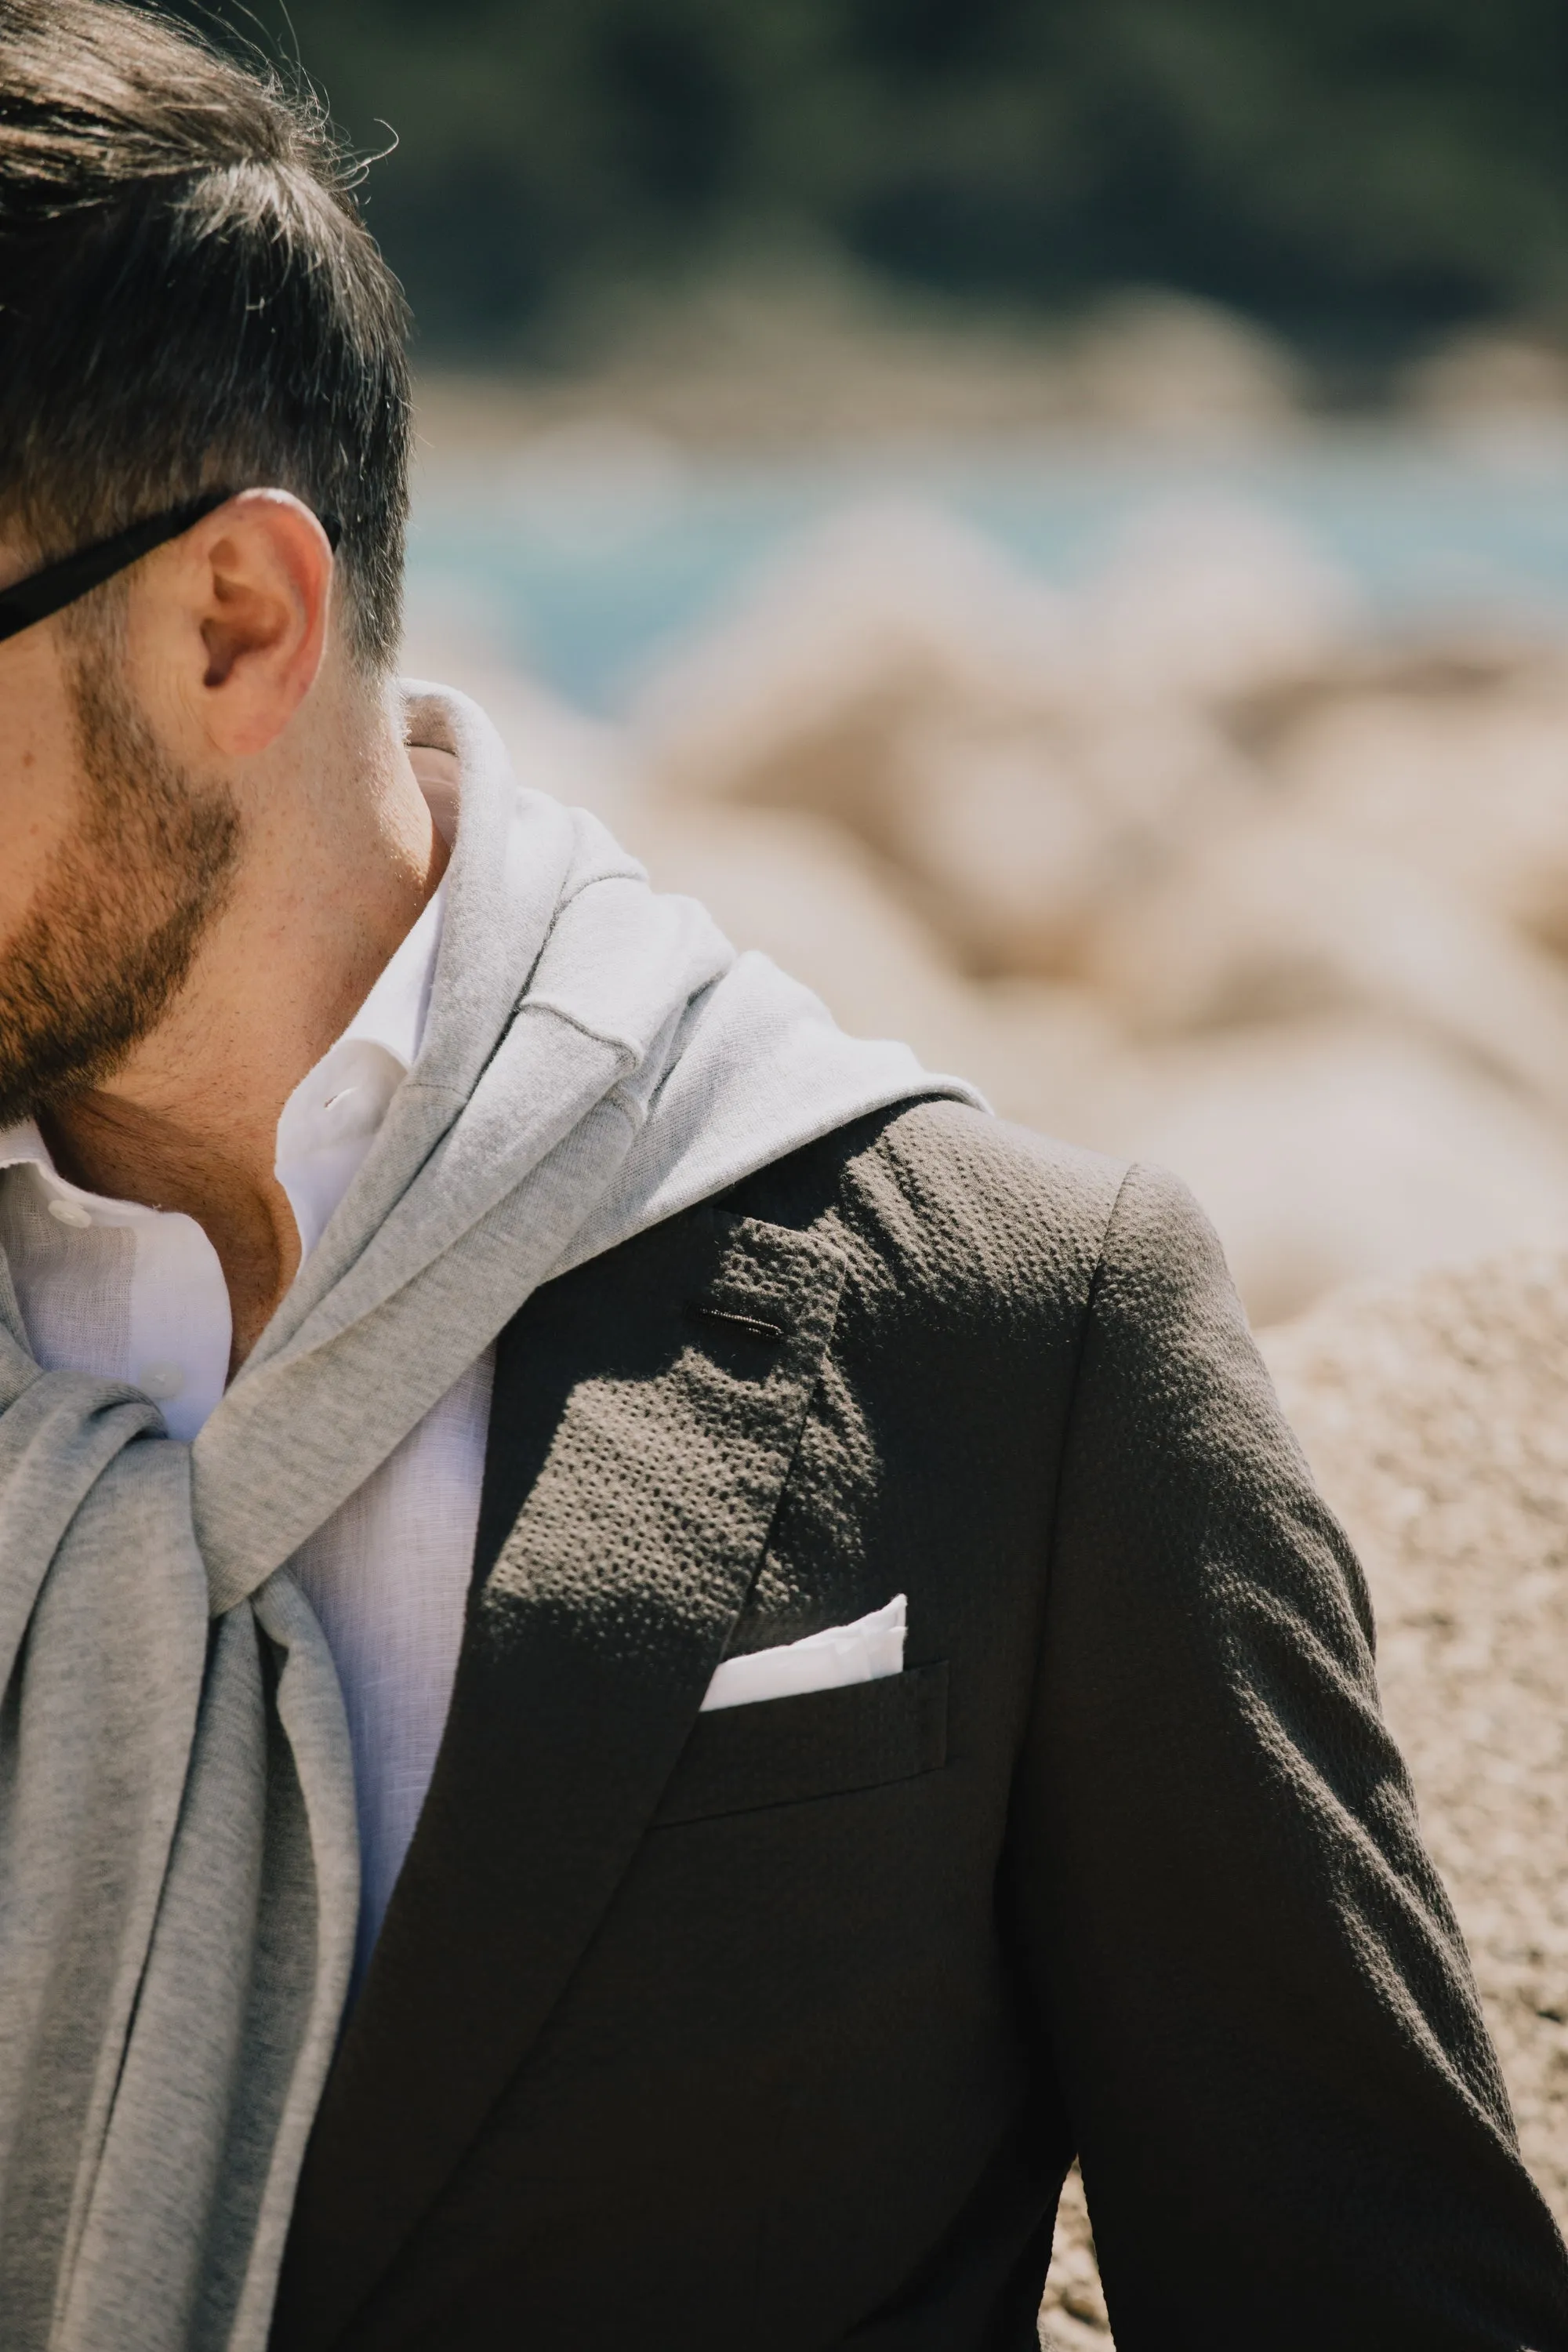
[0,492,343,646]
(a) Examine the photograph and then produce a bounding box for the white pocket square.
[699,1595,907,1713]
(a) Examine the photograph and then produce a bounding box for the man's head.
[0,0,414,1125]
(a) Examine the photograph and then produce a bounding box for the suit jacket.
[272,1102,1568,2350]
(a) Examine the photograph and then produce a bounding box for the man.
[0,6,1563,2349]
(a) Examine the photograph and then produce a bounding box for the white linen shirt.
[0,882,493,1980]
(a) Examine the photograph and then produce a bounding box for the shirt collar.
[0,1117,98,1209]
[0,1123,51,1179]
[331,876,445,1077]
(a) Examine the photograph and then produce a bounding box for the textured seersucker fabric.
[0,684,979,2352]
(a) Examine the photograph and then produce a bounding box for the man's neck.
[42,716,448,1370]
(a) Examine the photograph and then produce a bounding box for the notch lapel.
[273,1208,846,2350]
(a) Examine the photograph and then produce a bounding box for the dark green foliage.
[150,0,1568,361]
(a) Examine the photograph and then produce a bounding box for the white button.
[47,1196,92,1229]
[137,1361,186,1402]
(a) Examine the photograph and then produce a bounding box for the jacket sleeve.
[1007,1160,1568,2351]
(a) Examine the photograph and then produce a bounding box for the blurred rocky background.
[151,2,1568,2339]
[403,420,1568,1336]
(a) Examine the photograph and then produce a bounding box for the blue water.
[406,433,1568,714]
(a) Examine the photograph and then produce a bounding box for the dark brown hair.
[0,0,411,669]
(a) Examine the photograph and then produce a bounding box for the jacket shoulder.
[727,1098,1130,1337]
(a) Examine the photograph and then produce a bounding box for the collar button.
[46,1197,93,1229]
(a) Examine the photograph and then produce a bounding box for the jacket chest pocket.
[652,1661,949,1826]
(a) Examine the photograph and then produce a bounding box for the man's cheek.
[0,720,73,925]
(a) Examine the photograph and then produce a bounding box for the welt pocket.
[652,1661,949,1827]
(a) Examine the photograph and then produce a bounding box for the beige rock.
[865,706,1241,983]
[415,267,1086,452]
[1272,681,1568,960]
[618,798,1116,1138]
[633,499,1282,974]
[1079,1018,1568,1329]
[888,720,1119,971]
[1065,292,1304,444]
[1039,2161,1112,2347]
[887,704,1249,975]
[413,280,1304,457]
[1071,495,1355,707]
[633,500,1076,818]
[1080,811,1568,1125]
[1402,331,1568,448]
[618,788,1568,1331]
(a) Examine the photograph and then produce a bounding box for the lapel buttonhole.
[687,1301,790,1342]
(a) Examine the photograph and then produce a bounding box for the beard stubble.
[0,629,244,1129]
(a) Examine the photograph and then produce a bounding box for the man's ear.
[157,488,336,759]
